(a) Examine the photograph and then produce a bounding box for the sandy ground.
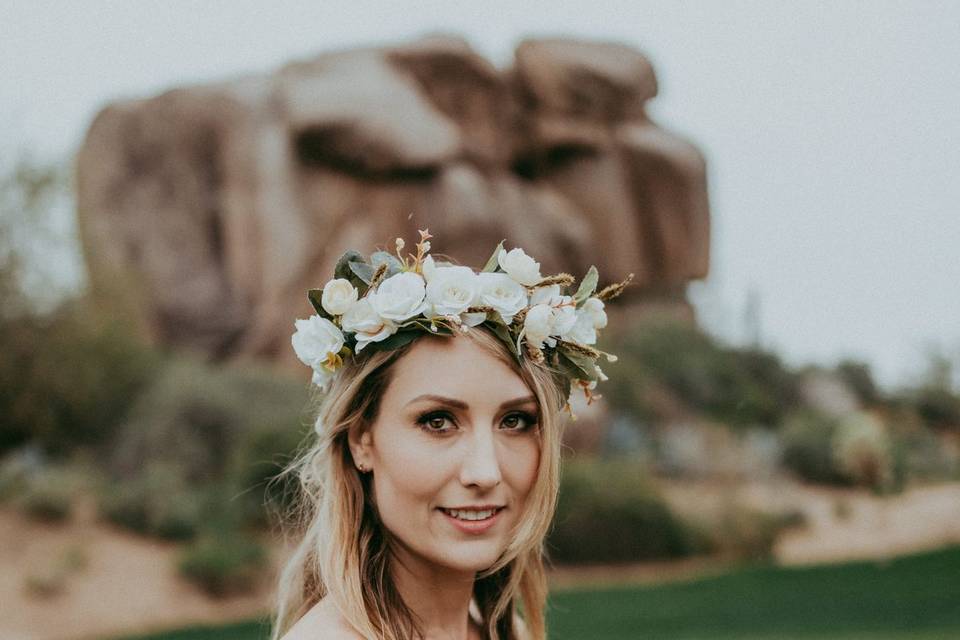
[0,499,275,640]
[3,481,960,640]
[661,478,960,565]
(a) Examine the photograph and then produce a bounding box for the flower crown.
[291,230,633,411]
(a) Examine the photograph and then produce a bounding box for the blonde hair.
[271,326,565,640]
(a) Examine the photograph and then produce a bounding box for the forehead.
[384,334,533,404]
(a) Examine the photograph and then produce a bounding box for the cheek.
[501,435,540,499]
[371,427,451,514]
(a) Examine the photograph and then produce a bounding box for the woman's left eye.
[501,412,537,431]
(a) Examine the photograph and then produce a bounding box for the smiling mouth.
[438,507,505,521]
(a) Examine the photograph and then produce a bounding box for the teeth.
[444,508,497,521]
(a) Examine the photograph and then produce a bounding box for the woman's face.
[352,334,541,575]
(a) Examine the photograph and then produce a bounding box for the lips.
[437,506,505,534]
[440,507,501,521]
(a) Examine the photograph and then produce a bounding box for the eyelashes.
[414,409,539,434]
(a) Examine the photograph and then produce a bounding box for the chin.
[434,538,509,573]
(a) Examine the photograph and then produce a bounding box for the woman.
[273,232,626,639]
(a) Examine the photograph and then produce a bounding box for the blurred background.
[2,2,959,639]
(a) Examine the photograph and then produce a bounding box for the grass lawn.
[114,546,960,639]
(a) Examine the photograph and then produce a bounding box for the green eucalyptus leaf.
[481,240,506,273]
[557,347,598,381]
[370,251,403,277]
[365,329,422,352]
[349,261,376,285]
[483,320,520,359]
[573,265,599,307]
[335,250,370,291]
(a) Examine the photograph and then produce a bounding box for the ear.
[347,427,374,471]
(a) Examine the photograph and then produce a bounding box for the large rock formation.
[76,36,709,366]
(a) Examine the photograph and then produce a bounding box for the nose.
[459,427,502,490]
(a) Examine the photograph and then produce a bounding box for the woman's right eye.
[416,411,455,433]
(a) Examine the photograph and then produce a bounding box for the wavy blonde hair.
[271,326,566,640]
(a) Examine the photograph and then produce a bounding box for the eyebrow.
[404,394,538,411]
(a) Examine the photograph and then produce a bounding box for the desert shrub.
[701,506,806,561]
[108,358,308,482]
[0,305,161,455]
[178,530,267,597]
[886,409,959,485]
[548,457,698,564]
[99,356,310,537]
[11,461,101,523]
[99,463,205,540]
[16,472,74,522]
[780,411,849,485]
[605,320,799,428]
[835,359,879,406]
[0,159,157,455]
[831,412,893,490]
[230,421,308,528]
[912,386,960,431]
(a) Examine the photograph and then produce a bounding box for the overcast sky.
[2,0,958,388]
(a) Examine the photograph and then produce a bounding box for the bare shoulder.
[279,598,364,640]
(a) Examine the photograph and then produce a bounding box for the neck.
[389,546,479,640]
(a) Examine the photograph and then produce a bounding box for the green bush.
[703,506,806,562]
[548,458,698,564]
[913,385,960,431]
[780,411,849,485]
[0,305,161,455]
[99,464,205,540]
[16,472,74,522]
[178,531,267,597]
[605,320,799,428]
[98,356,310,537]
[10,462,102,522]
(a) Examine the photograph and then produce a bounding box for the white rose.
[529,284,560,306]
[320,278,358,316]
[550,295,578,338]
[523,304,553,348]
[370,271,427,322]
[291,315,345,370]
[498,247,542,286]
[421,255,437,282]
[564,311,597,345]
[425,265,479,317]
[581,297,608,328]
[341,298,398,351]
[477,272,528,325]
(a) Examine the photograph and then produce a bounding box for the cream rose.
[564,312,597,345]
[497,247,542,286]
[425,265,479,317]
[370,271,427,322]
[291,315,345,370]
[529,284,560,306]
[523,304,554,348]
[478,272,528,324]
[320,278,359,316]
[341,298,398,351]
[550,295,578,338]
[581,297,608,328]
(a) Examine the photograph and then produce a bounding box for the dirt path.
[0,502,274,640]
[3,481,959,640]
[661,478,960,565]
